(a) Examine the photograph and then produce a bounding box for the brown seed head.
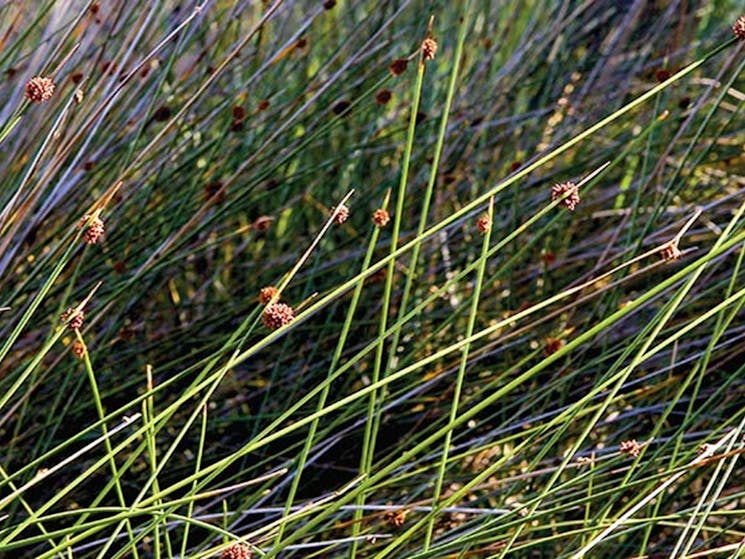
[333,203,350,224]
[25,76,55,103]
[323,0,336,9]
[220,543,252,559]
[660,241,681,262]
[259,286,278,305]
[261,303,295,330]
[551,181,580,211]
[733,15,745,41]
[61,308,85,330]
[79,215,105,244]
[252,215,273,232]
[544,337,564,356]
[372,208,390,227]
[72,340,86,359]
[384,509,408,528]
[389,58,408,76]
[421,37,438,61]
[375,90,392,105]
[476,213,491,234]
[619,439,641,457]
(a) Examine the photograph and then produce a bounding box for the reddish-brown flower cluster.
[476,213,491,234]
[372,208,390,227]
[261,303,295,330]
[79,214,105,244]
[258,286,278,305]
[61,308,85,330]
[25,76,55,103]
[660,241,681,262]
[333,203,349,224]
[421,37,438,61]
[220,542,252,559]
[72,340,86,359]
[733,15,745,41]
[551,181,580,211]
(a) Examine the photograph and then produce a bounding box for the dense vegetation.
[2,1,745,557]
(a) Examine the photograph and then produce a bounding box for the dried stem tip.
[733,15,745,41]
[476,213,491,234]
[333,203,350,224]
[258,286,278,305]
[78,214,105,244]
[25,76,56,103]
[551,181,580,211]
[261,303,295,330]
[220,543,252,559]
[372,208,390,227]
[61,308,85,330]
[421,37,438,61]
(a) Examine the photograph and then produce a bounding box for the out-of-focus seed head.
[333,203,350,224]
[259,286,278,305]
[733,15,745,41]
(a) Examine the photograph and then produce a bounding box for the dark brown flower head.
[476,213,491,234]
[421,37,438,61]
[372,208,390,227]
[252,215,274,232]
[389,58,408,76]
[152,105,172,122]
[259,286,278,305]
[25,76,55,103]
[220,543,252,559]
[61,308,85,330]
[375,90,392,105]
[261,303,295,330]
[72,340,86,359]
[544,337,564,356]
[733,15,745,41]
[619,439,641,457]
[257,99,270,112]
[79,214,105,244]
[323,0,336,9]
[660,241,681,262]
[333,203,350,224]
[204,180,226,203]
[551,181,580,211]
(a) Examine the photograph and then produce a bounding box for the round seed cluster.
[79,215,105,244]
[25,76,55,103]
[476,213,491,234]
[220,543,252,559]
[261,303,295,330]
[421,37,438,61]
[372,208,390,227]
[660,242,681,262]
[333,203,350,224]
[61,308,85,330]
[733,15,745,41]
[258,286,278,305]
[551,181,580,211]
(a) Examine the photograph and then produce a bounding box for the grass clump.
[2,1,745,558]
